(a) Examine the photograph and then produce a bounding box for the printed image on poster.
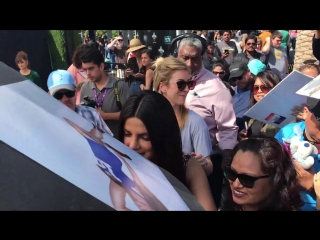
[143,35,148,42]
[245,71,313,128]
[296,74,320,99]
[0,69,195,211]
[265,113,286,125]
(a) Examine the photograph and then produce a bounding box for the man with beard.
[233,35,267,65]
[177,35,238,208]
[228,61,253,132]
[79,47,130,139]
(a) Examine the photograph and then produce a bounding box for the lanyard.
[93,88,108,108]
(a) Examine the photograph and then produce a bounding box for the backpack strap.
[113,79,122,110]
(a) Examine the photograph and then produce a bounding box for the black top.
[313,36,320,61]
[127,57,146,84]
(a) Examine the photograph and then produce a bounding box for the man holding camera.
[47,69,113,136]
[79,47,130,140]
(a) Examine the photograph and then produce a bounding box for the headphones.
[170,33,208,57]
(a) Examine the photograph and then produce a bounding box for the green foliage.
[47,30,68,70]
[83,30,123,38]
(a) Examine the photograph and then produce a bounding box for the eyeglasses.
[175,79,196,91]
[54,90,75,100]
[246,42,256,46]
[213,71,225,75]
[253,85,272,94]
[225,165,269,188]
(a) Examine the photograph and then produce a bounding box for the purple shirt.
[185,66,238,150]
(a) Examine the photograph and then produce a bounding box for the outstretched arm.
[186,158,217,211]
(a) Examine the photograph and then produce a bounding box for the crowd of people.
[13,29,320,211]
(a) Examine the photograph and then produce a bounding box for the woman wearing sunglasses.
[118,90,216,211]
[153,57,213,176]
[238,70,281,140]
[221,137,303,211]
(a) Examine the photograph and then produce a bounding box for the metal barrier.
[104,62,126,81]
[289,62,294,73]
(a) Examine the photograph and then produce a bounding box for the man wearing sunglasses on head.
[47,70,113,136]
[107,35,128,64]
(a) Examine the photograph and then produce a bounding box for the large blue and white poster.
[0,72,193,211]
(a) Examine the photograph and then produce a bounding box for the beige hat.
[126,39,146,53]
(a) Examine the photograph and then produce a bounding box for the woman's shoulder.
[186,110,207,127]
[31,70,40,77]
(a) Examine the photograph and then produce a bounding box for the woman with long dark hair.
[238,70,281,140]
[221,137,304,211]
[118,90,216,211]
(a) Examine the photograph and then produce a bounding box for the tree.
[293,30,317,70]
[83,30,121,38]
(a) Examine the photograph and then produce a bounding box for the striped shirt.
[76,105,113,136]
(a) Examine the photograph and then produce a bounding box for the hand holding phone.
[125,68,133,76]
[222,50,229,59]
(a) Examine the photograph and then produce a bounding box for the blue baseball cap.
[248,59,266,76]
[47,70,76,95]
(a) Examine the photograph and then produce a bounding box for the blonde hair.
[153,57,191,130]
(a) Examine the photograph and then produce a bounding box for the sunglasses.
[118,39,123,41]
[176,79,196,91]
[253,85,271,95]
[225,165,269,188]
[246,42,256,46]
[231,75,243,81]
[213,71,225,75]
[54,90,75,100]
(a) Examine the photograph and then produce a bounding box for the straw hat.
[126,39,146,53]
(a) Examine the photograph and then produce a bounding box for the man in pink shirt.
[177,35,238,207]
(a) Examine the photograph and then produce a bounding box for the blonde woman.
[153,57,213,176]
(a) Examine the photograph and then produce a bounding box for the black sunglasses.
[176,79,196,91]
[54,90,75,100]
[225,165,269,188]
[231,75,243,81]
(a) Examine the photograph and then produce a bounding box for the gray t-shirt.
[80,76,130,139]
[267,46,287,79]
[216,41,238,65]
[181,110,212,157]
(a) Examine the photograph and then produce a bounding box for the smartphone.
[224,49,229,54]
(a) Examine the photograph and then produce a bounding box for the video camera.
[80,96,97,108]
